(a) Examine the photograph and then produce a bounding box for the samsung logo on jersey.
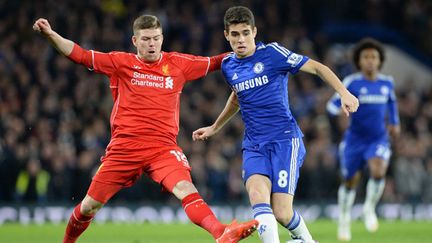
[359,94,388,104]
[232,75,269,93]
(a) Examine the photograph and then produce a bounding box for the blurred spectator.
[15,158,50,203]
[47,154,73,202]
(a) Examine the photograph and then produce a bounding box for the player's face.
[224,23,257,58]
[359,48,381,74]
[133,28,163,62]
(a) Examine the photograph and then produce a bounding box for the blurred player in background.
[326,38,400,241]
[33,15,258,243]
[193,6,359,243]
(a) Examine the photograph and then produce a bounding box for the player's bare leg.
[246,175,280,243]
[338,172,361,242]
[172,180,258,242]
[272,193,316,243]
[63,195,104,243]
[363,157,387,233]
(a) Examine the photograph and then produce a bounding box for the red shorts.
[87,139,192,203]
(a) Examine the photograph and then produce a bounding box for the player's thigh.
[89,159,144,204]
[146,146,193,197]
[271,193,294,223]
[269,138,306,195]
[339,141,366,181]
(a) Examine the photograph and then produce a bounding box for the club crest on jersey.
[380,86,389,95]
[253,62,264,74]
[162,64,170,76]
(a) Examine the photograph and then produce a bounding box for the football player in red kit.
[33,15,258,243]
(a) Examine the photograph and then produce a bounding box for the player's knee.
[81,196,104,215]
[273,206,294,225]
[344,172,361,189]
[173,180,198,196]
[248,189,268,204]
[81,203,103,215]
[370,170,385,179]
[344,180,357,189]
[370,166,386,179]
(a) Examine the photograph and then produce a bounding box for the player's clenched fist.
[341,92,359,116]
[192,126,217,141]
[33,18,53,36]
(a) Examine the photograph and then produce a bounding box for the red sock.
[63,203,94,243]
[182,193,226,239]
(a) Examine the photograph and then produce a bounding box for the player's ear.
[132,35,138,48]
[224,30,229,41]
[253,26,257,38]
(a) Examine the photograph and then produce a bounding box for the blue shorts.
[242,138,306,195]
[339,139,391,180]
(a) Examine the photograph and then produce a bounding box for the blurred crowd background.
[0,0,431,206]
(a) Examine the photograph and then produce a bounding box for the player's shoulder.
[164,51,206,61]
[107,51,131,57]
[222,52,236,64]
[377,73,395,85]
[100,51,136,65]
[262,42,292,56]
[342,72,363,86]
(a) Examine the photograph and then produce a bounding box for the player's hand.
[33,18,53,36]
[388,125,400,140]
[192,126,217,141]
[340,92,359,117]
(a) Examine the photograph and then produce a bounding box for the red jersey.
[69,44,224,145]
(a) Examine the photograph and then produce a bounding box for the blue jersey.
[327,73,400,143]
[221,42,309,148]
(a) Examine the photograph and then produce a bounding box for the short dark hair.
[224,6,255,31]
[133,15,161,35]
[352,37,385,70]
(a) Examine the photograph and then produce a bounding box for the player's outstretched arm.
[300,59,359,116]
[192,91,239,141]
[33,18,74,56]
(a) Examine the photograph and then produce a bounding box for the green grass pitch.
[0,220,431,243]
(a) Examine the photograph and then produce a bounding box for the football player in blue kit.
[326,38,400,241]
[193,6,359,243]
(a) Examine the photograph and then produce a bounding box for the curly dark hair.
[352,38,385,70]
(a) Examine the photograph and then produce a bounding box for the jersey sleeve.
[67,43,119,76]
[387,78,400,125]
[266,42,309,74]
[171,52,211,81]
[326,76,352,115]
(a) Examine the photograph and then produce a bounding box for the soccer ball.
[286,240,304,243]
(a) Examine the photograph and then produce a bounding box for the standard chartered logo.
[130,71,174,89]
